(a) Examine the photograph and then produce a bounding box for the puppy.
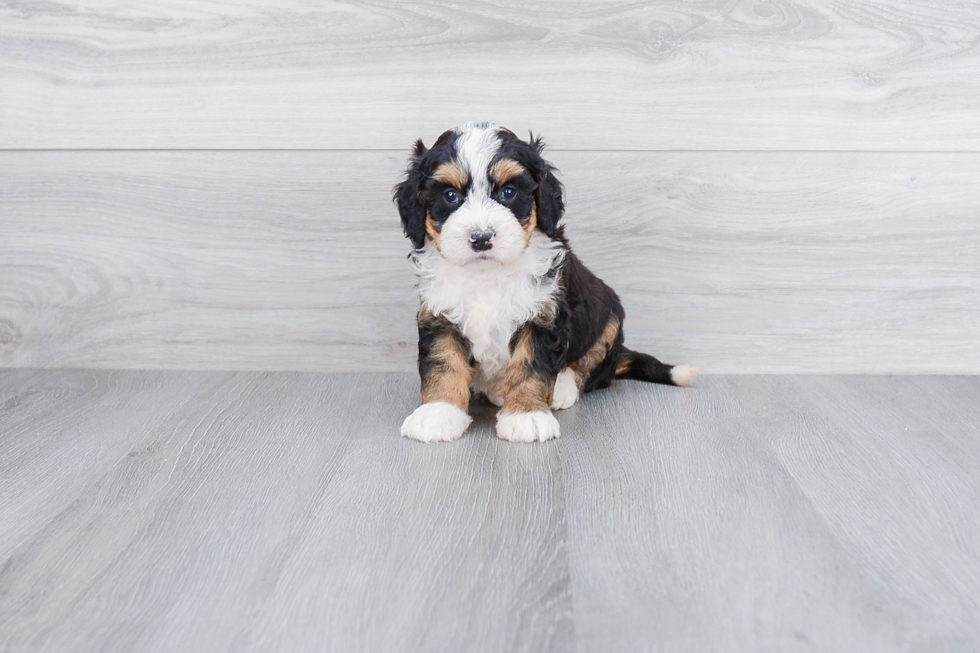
[394,122,699,443]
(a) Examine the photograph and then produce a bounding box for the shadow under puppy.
[394,122,699,443]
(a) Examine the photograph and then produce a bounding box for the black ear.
[528,134,565,238]
[393,139,428,249]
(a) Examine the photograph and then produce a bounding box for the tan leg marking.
[500,327,552,414]
[570,315,621,391]
[614,358,631,376]
[420,317,473,411]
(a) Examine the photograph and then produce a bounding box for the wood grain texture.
[2,370,979,651]
[2,150,978,373]
[559,374,980,652]
[0,370,572,653]
[2,0,980,150]
[0,369,234,556]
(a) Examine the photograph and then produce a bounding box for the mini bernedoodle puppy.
[394,122,699,443]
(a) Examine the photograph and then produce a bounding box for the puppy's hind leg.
[553,314,621,407]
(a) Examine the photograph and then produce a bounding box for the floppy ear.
[528,134,565,238]
[393,139,428,249]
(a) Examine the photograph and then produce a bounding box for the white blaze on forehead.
[453,122,502,199]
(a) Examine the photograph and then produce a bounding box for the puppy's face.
[395,123,565,266]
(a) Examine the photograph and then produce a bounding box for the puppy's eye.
[444,189,461,204]
[498,187,516,201]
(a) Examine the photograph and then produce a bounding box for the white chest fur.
[410,233,565,384]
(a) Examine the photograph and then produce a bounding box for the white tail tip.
[670,365,701,387]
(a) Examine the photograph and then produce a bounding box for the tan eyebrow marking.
[432,161,469,189]
[491,159,526,185]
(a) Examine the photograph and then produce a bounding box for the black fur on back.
[553,250,677,390]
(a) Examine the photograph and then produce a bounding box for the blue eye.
[499,187,516,201]
[444,189,461,204]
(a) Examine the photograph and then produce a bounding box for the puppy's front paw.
[495,410,560,443]
[401,402,472,443]
[551,368,579,410]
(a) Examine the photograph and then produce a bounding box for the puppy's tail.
[616,348,700,387]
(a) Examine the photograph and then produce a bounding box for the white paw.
[670,365,701,387]
[495,410,560,443]
[551,368,579,410]
[400,402,472,443]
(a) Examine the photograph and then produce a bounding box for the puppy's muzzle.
[469,229,494,252]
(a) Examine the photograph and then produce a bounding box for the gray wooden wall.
[2,1,978,373]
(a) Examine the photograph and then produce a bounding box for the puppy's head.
[394,122,564,266]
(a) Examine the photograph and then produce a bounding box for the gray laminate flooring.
[1,370,978,652]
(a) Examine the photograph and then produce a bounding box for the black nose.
[469,229,494,251]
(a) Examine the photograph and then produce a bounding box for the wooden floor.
[1,370,978,652]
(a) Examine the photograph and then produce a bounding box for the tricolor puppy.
[394,122,699,443]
